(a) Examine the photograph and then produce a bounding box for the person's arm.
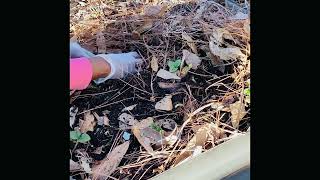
[70,42,141,90]
[70,57,111,90]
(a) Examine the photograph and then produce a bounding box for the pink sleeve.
[70,57,93,90]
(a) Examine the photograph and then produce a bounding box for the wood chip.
[92,141,130,180]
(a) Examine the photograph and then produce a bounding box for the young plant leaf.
[70,130,91,143]
[244,88,250,96]
[77,133,91,143]
[150,123,163,132]
[70,130,81,140]
[168,59,182,73]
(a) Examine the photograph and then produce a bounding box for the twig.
[78,97,135,115]
[118,78,153,95]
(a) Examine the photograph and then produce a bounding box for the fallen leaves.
[80,112,96,133]
[155,95,173,111]
[183,50,202,70]
[92,141,130,180]
[143,5,167,17]
[182,32,198,54]
[132,117,156,154]
[156,69,181,80]
[209,28,246,62]
[174,124,209,166]
[209,40,246,61]
[230,101,247,128]
[150,56,159,72]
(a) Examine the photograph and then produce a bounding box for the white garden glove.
[94,52,142,84]
[70,42,94,58]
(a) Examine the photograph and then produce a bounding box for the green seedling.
[150,123,163,133]
[70,130,91,143]
[168,59,182,73]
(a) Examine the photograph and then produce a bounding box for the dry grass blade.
[92,141,130,180]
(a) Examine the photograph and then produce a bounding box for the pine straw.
[70,0,250,179]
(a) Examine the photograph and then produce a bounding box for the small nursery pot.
[151,133,250,180]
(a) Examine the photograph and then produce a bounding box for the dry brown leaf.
[70,159,81,171]
[140,127,163,145]
[131,117,164,154]
[156,69,181,80]
[155,95,173,111]
[103,116,110,126]
[80,112,96,133]
[96,31,106,54]
[209,39,246,61]
[150,56,159,72]
[143,5,167,17]
[210,101,230,112]
[211,28,234,44]
[92,141,130,180]
[136,20,153,34]
[230,101,247,128]
[93,146,104,155]
[135,117,154,129]
[153,164,165,174]
[182,32,198,54]
[174,124,209,166]
[157,119,177,131]
[183,50,202,70]
[132,127,154,154]
[118,113,138,130]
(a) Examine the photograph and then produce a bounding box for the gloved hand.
[94,52,142,84]
[70,42,94,58]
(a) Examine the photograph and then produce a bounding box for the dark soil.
[70,56,249,179]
